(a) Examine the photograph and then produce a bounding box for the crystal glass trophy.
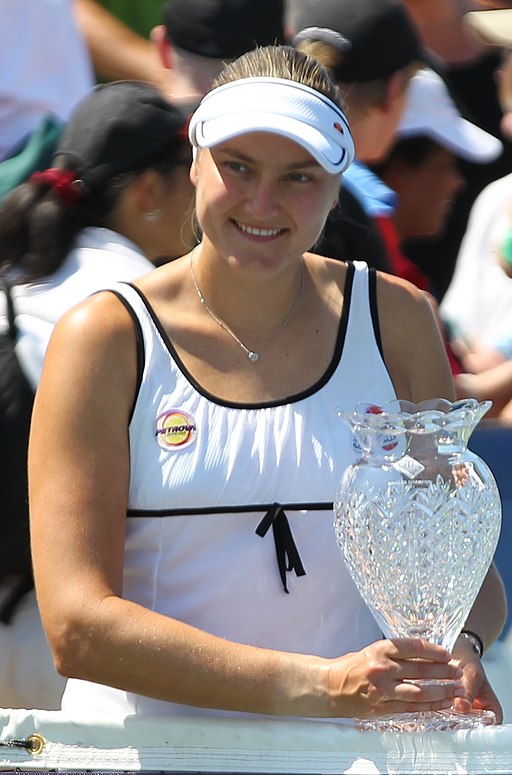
[334,398,502,731]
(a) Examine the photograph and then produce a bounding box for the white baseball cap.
[399,68,503,163]
[464,9,512,48]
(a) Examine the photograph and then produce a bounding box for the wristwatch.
[460,629,484,658]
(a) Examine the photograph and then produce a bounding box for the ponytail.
[0,163,129,282]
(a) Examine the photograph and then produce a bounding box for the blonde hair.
[211,44,346,113]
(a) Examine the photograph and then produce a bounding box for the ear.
[381,70,406,113]
[190,159,198,186]
[131,169,161,214]
[151,24,172,70]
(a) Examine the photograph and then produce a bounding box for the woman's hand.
[451,634,503,723]
[327,638,465,719]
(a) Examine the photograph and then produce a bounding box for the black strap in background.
[0,574,34,624]
[0,277,35,623]
[0,276,17,341]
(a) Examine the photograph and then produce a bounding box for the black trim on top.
[127,501,333,595]
[106,290,145,424]
[368,267,384,360]
[118,263,356,410]
[127,501,333,518]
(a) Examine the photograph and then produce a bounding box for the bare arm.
[29,292,318,716]
[463,564,507,654]
[377,272,456,403]
[29,290,465,718]
[456,358,512,417]
[377,273,507,719]
[450,563,507,721]
[74,0,168,89]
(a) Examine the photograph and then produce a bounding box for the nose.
[244,176,280,219]
[451,167,465,196]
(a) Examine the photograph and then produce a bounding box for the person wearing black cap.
[0,80,194,710]
[152,0,285,104]
[76,0,285,102]
[292,0,424,272]
[29,45,504,723]
[0,79,195,312]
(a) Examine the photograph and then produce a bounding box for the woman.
[0,78,195,388]
[0,79,194,710]
[29,46,505,721]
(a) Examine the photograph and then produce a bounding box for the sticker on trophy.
[393,454,425,479]
[358,404,407,458]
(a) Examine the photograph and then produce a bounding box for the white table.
[2,707,512,774]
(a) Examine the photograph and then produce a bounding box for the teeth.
[236,221,282,237]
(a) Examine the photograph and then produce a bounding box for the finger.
[395,660,464,682]
[388,638,452,662]
[477,697,503,724]
[453,691,503,723]
[452,696,473,715]
[455,662,503,722]
[396,679,466,705]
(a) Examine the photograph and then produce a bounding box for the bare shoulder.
[49,288,137,352]
[376,270,434,325]
[304,250,347,275]
[303,251,348,292]
[374,270,455,402]
[40,289,140,420]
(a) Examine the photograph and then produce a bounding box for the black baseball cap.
[163,0,285,59]
[293,0,423,82]
[54,80,190,190]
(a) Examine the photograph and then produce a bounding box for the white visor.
[188,77,355,175]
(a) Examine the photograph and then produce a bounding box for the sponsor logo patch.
[155,409,197,450]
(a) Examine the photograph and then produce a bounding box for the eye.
[286,171,314,183]
[224,160,250,175]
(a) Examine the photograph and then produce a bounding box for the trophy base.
[356,708,496,732]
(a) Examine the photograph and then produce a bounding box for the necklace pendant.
[190,250,305,365]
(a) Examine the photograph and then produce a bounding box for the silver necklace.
[190,252,305,362]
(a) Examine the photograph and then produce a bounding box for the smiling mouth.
[233,220,285,238]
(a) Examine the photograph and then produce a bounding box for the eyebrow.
[213,145,322,169]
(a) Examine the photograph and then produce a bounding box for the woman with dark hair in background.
[0,79,194,710]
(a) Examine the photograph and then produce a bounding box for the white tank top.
[63,261,397,717]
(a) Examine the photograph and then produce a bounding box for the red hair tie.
[30,168,84,206]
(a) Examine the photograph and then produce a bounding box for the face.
[191,132,340,275]
[363,70,411,164]
[377,83,410,163]
[380,145,464,241]
[152,155,196,261]
[495,50,512,140]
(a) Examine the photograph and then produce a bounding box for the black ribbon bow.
[256,503,306,593]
